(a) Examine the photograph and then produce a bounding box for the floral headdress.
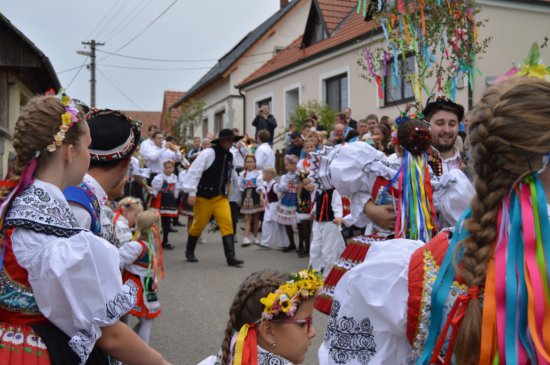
[45,89,81,153]
[259,268,323,320]
[231,268,322,365]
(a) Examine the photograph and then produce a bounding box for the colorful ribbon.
[233,323,258,365]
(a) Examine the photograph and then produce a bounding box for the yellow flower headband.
[45,89,81,153]
[259,268,323,320]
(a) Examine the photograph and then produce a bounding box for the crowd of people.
[0,74,549,365]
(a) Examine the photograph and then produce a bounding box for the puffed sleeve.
[255,171,264,194]
[278,174,290,193]
[151,174,164,196]
[118,240,144,268]
[115,220,133,245]
[318,238,423,365]
[12,229,137,365]
[432,169,474,228]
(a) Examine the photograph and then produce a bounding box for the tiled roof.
[121,110,161,139]
[318,0,357,34]
[171,0,303,108]
[240,8,377,88]
[161,91,185,130]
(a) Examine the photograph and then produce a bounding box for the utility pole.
[77,40,104,108]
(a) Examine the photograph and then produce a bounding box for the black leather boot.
[222,235,244,267]
[186,235,199,262]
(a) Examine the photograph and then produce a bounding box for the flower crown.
[45,89,81,153]
[259,268,323,320]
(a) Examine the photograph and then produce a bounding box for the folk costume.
[0,94,136,365]
[309,126,473,315]
[65,109,141,247]
[151,172,179,248]
[239,169,264,214]
[296,160,313,256]
[309,188,346,278]
[180,129,244,266]
[259,179,288,249]
[114,214,133,245]
[119,229,164,344]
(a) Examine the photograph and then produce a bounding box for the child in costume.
[307,185,346,279]
[198,268,323,365]
[277,155,300,252]
[309,117,474,315]
[296,140,315,257]
[151,160,179,250]
[239,154,264,246]
[178,166,195,233]
[259,167,289,250]
[318,77,550,365]
[119,210,164,345]
[0,93,169,365]
[115,197,144,245]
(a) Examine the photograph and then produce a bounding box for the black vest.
[315,189,335,222]
[197,146,233,199]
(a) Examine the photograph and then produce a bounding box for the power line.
[85,1,121,41]
[95,46,299,63]
[58,63,89,74]
[98,64,213,71]
[65,56,89,91]
[97,68,143,110]
[102,0,179,60]
[104,0,154,43]
[93,0,132,41]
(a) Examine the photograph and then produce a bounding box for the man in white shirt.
[139,124,159,160]
[180,128,244,267]
[255,130,275,170]
[141,131,181,182]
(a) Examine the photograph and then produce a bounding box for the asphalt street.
[130,221,328,365]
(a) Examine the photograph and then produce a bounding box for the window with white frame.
[214,110,225,133]
[385,54,415,105]
[324,73,348,112]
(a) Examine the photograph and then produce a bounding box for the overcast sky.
[1,0,282,111]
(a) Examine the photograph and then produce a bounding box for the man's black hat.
[422,96,465,122]
[211,129,243,145]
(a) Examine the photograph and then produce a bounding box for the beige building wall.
[190,0,312,139]
[473,1,550,100]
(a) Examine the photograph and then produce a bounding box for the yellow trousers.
[189,195,234,237]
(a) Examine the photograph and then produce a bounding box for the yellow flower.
[280,299,291,313]
[61,95,71,106]
[61,112,72,125]
[260,293,277,309]
[518,63,550,80]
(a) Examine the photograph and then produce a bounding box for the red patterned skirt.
[123,272,161,319]
[0,322,50,365]
[314,234,384,315]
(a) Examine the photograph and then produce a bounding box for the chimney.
[280,0,289,9]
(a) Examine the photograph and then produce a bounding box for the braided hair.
[454,77,550,363]
[0,95,85,201]
[219,271,287,365]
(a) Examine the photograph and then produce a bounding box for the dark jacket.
[286,144,303,158]
[252,114,277,144]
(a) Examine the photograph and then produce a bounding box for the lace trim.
[3,219,82,238]
[68,281,138,365]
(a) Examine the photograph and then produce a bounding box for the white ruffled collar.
[83,173,108,206]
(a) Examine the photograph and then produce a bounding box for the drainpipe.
[237,86,246,136]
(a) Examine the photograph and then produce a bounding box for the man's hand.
[333,217,343,225]
[364,201,395,230]
[187,196,196,206]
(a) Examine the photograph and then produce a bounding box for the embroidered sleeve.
[12,229,136,365]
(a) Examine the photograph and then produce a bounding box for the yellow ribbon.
[233,324,251,365]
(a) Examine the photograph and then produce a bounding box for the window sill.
[381,96,416,108]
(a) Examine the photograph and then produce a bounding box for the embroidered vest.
[267,184,278,203]
[197,146,233,199]
[64,182,102,235]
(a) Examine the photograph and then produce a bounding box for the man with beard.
[422,96,465,173]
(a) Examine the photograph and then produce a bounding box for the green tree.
[289,100,337,132]
[172,98,205,143]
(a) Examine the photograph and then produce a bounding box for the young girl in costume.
[277,155,300,252]
[259,167,288,250]
[198,268,322,365]
[319,77,550,364]
[309,117,473,314]
[0,93,169,365]
[152,159,179,250]
[119,210,164,345]
[239,154,264,246]
[115,197,144,245]
[296,140,315,257]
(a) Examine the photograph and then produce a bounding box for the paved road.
[131,221,328,365]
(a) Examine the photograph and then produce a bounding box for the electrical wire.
[93,0,132,41]
[104,0,154,43]
[98,64,213,71]
[64,56,89,91]
[97,68,143,110]
[58,64,89,74]
[84,1,122,41]
[102,0,180,59]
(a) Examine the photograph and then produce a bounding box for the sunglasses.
[270,316,313,332]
